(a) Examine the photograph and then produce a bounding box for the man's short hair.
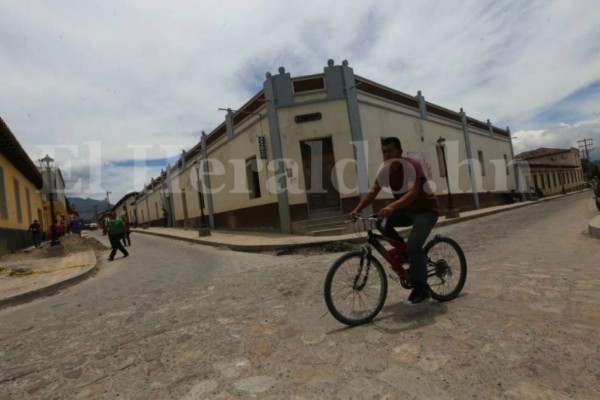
[381,137,402,149]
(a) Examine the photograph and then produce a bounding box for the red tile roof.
[515,147,577,160]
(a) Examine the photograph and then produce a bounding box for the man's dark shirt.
[376,157,439,214]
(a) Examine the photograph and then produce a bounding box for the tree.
[581,159,600,180]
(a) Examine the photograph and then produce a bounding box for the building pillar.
[201,132,215,229]
[145,183,151,226]
[506,126,521,192]
[324,59,372,215]
[417,90,428,119]
[460,109,480,209]
[263,67,293,233]
[226,108,234,140]
[166,165,176,226]
[181,149,187,169]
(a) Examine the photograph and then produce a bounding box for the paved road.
[1,192,599,399]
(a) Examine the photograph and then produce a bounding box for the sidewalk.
[0,189,594,311]
[0,249,97,310]
[133,189,596,251]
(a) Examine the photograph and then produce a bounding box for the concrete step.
[310,226,350,236]
[290,206,348,235]
[301,220,349,231]
[292,215,345,229]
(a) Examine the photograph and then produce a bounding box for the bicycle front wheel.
[324,250,388,326]
[424,236,467,302]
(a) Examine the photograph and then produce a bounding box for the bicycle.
[324,215,467,326]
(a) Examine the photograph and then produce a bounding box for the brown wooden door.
[300,138,340,210]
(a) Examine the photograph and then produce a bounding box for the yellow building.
[516,147,586,196]
[0,117,46,255]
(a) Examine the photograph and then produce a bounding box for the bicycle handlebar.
[348,214,380,222]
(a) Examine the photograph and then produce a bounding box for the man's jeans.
[378,209,438,288]
[31,233,41,247]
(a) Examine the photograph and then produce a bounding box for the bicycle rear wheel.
[424,236,467,301]
[324,250,388,326]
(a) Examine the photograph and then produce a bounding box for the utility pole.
[578,138,594,160]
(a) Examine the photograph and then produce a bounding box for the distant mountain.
[67,197,112,222]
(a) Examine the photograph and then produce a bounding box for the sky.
[1,0,599,202]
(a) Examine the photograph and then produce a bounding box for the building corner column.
[324,59,371,215]
[263,68,293,233]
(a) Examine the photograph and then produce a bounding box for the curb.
[435,202,533,228]
[132,228,366,252]
[133,190,592,252]
[589,215,600,239]
[0,261,98,311]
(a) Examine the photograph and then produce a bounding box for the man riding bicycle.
[348,137,440,304]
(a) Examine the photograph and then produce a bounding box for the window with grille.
[14,178,22,223]
[478,151,486,176]
[26,187,32,223]
[246,156,261,199]
[0,166,7,219]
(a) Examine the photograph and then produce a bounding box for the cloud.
[1,0,599,201]
[513,120,600,159]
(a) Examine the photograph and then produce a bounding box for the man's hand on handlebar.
[378,205,394,218]
[347,209,360,220]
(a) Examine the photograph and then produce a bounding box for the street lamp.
[40,154,62,246]
[437,137,460,218]
[194,159,210,235]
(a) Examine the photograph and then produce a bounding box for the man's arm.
[348,181,382,219]
[378,177,422,217]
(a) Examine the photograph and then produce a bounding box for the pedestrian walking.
[106,212,129,261]
[121,215,131,247]
[70,214,83,237]
[55,220,62,237]
[27,220,42,247]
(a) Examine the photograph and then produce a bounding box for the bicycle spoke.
[425,238,466,301]
[325,254,386,325]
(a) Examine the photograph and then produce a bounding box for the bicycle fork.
[353,247,372,291]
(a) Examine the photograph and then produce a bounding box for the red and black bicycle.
[324,215,467,326]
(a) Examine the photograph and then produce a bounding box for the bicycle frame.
[358,221,409,280]
[355,218,445,283]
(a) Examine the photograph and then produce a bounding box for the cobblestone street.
[1,192,599,399]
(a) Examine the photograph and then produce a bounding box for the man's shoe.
[410,288,430,304]
[123,253,129,258]
[407,288,420,303]
[107,257,114,261]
